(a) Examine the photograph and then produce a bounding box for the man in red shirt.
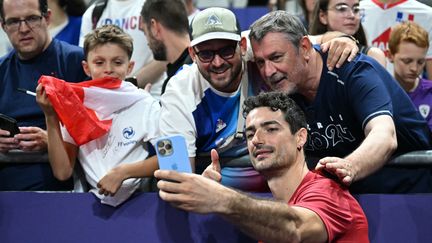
[155,91,369,243]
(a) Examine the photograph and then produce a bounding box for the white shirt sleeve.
[79,3,96,47]
[140,92,162,147]
[159,68,198,157]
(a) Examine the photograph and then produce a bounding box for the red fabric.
[288,171,369,243]
[38,75,123,145]
[372,0,408,9]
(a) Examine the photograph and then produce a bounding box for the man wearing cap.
[158,7,360,191]
[159,7,268,191]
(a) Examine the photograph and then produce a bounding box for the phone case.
[156,135,192,173]
[0,113,20,137]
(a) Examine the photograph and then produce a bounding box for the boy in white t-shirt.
[36,25,160,207]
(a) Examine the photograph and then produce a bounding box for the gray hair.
[249,10,307,50]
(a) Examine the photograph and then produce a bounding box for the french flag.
[38,75,145,145]
[396,12,415,22]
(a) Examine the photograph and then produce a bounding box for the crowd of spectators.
[1,0,432,241]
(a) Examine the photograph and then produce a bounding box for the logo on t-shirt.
[419,104,430,118]
[215,118,226,133]
[122,126,135,139]
[305,114,356,152]
[372,12,415,56]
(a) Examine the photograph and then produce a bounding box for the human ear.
[43,9,52,27]
[387,51,395,63]
[296,128,308,150]
[127,60,135,75]
[81,60,92,77]
[150,19,163,40]
[240,36,248,55]
[300,36,312,61]
[319,10,328,26]
[188,46,197,62]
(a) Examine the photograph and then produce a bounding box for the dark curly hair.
[243,91,307,134]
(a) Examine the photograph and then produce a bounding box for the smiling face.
[190,38,246,93]
[251,32,309,94]
[82,43,134,80]
[2,0,51,60]
[319,0,361,36]
[245,107,300,173]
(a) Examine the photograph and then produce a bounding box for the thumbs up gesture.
[202,149,222,182]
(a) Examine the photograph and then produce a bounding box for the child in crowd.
[36,25,160,206]
[388,21,432,132]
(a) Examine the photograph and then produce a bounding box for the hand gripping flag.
[38,75,146,145]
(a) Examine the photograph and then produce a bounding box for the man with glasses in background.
[0,0,87,191]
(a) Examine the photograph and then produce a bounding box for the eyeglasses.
[3,15,44,32]
[194,44,238,63]
[328,4,364,16]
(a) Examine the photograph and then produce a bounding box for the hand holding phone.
[0,113,20,137]
[156,135,192,173]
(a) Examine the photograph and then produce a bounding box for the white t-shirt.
[62,90,160,206]
[159,63,246,158]
[360,0,432,74]
[80,0,166,97]
[159,62,268,191]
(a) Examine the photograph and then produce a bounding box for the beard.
[250,144,293,174]
[151,40,167,61]
[198,57,243,92]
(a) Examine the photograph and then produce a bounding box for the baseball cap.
[190,7,241,47]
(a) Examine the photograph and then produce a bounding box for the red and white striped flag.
[38,75,146,145]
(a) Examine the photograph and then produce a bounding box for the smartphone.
[156,135,192,173]
[0,113,20,137]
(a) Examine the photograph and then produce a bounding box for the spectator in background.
[36,25,160,206]
[0,0,88,191]
[158,7,359,192]
[155,92,369,243]
[249,10,432,193]
[309,0,386,67]
[80,0,167,98]
[360,0,432,80]
[183,0,200,23]
[297,0,316,29]
[388,21,432,132]
[141,0,192,95]
[0,28,8,56]
[159,7,268,192]
[48,0,86,46]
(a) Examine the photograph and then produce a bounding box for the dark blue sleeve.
[55,40,89,83]
[342,57,393,130]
